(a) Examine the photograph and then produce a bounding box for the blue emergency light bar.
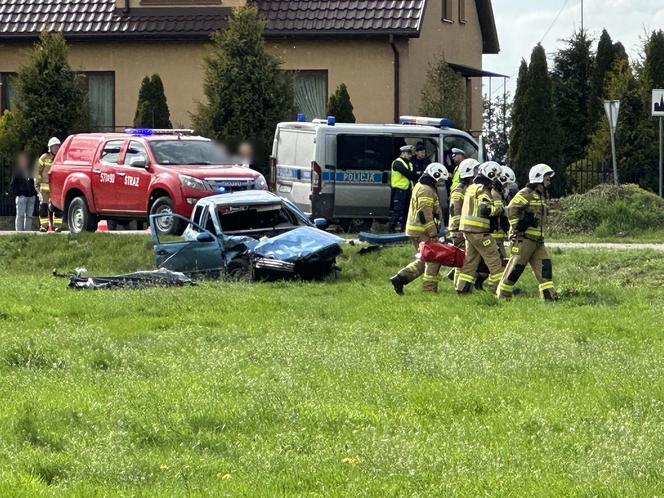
[399,116,455,128]
[296,113,306,122]
[125,128,195,136]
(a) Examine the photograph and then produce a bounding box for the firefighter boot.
[390,274,409,295]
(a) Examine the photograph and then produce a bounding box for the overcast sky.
[483,0,664,98]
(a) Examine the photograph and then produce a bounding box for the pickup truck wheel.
[68,197,98,234]
[150,196,185,236]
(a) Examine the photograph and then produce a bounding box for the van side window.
[443,135,478,168]
[100,140,124,165]
[337,135,394,171]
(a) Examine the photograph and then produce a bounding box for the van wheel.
[150,196,185,236]
[339,218,373,233]
[68,196,98,234]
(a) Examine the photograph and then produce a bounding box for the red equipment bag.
[418,241,465,268]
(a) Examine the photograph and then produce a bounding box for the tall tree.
[193,6,294,172]
[14,32,86,157]
[589,30,614,125]
[509,60,528,166]
[326,83,356,123]
[587,58,651,188]
[419,53,467,128]
[552,30,594,167]
[482,92,511,164]
[133,74,172,128]
[512,45,562,189]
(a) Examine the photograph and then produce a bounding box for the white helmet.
[498,165,516,185]
[529,163,555,184]
[478,161,501,181]
[48,137,61,148]
[458,158,480,179]
[424,162,449,183]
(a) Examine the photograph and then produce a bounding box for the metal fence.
[565,157,613,194]
[0,156,14,217]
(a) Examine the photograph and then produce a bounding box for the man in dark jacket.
[10,151,38,231]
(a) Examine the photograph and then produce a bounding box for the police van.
[271,116,480,231]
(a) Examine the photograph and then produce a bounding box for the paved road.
[1,231,663,251]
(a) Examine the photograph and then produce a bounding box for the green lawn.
[1,234,664,496]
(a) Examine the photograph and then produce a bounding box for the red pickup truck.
[49,130,267,235]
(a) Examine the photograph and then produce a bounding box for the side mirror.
[196,232,215,243]
[129,155,147,168]
[313,218,328,229]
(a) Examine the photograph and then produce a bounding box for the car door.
[149,213,225,273]
[117,140,152,213]
[91,139,126,213]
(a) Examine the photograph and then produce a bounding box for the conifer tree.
[552,30,594,167]
[133,74,172,128]
[193,7,294,171]
[14,32,86,157]
[326,84,356,123]
[419,53,466,128]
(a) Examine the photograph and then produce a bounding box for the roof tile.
[0,0,425,38]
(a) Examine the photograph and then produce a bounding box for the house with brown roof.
[0,0,499,134]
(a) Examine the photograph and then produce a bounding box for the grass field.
[1,234,664,496]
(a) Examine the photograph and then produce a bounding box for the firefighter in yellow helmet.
[497,164,557,301]
[490,165,514,261]
[390,163,450,294]
[36,137,62,232]
[455,161,505,294]
[446,158,479,284]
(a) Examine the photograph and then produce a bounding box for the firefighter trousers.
[397,237,442,292]
[39,201,62,230]
[446,234,465,286]
[455,232,504,293]
[497,237,556,301]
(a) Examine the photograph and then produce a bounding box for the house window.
[0,73,18,113]
[80,72,115,131]
[442,0,453,21]
[292,70,328,121]
[459,0,466,23]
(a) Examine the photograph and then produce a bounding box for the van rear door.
[274,128,315,214]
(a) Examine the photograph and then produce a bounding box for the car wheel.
[227,258,252,281]
[339,218,373,233]
[68,196,98,234]
[150,196,185,236]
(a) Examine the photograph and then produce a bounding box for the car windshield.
[149,140,231,166]
[217,205,298,232]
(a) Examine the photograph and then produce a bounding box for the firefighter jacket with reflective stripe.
[405,179,441,239]
[459,182,497,233]
[507,186,548,241]
[490,187,507,240]
[391,157,414,190]
[448,182,467,233]
[36,153,54,203]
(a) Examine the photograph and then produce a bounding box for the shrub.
[549,184,664,236]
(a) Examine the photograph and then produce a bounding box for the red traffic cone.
[97,220,109,232]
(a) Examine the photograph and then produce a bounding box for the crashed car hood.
[251,227,343,262]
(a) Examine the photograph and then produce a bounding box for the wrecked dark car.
[149,191,343,280]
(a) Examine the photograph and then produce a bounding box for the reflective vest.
[459,183,496,233]
[507,186,548,241]
[391,157,413,190]
[448,182,467,232]
[450,166,461,191]
[405,181,441,239]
